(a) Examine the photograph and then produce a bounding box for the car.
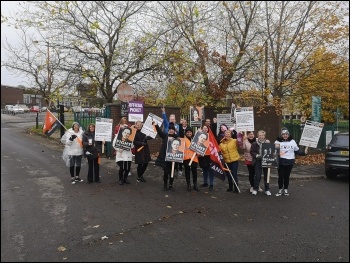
[30,106,41,112]
[16,104,30,113]
[41,106,48,112]
[325,132,349,179]
[8,105,25,114]
[71,106,84,112]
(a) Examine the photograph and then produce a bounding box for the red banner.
[208,128,226,181]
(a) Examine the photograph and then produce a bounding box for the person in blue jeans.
[250,130,271,196]
[198,125,215,191]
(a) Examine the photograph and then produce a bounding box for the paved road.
[1,113,348,262]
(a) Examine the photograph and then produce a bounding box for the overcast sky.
[1,1,28,87]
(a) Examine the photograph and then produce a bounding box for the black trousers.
[137,163,148,178]
[87,158,100,182]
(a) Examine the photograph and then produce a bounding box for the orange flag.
[43,111,59,136]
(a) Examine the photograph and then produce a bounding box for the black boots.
[187,183,199,192]
[193,183,199,192]
[227,182,233,192]
[187,183,191,192]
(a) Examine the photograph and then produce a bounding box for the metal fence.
[284,122,349,150]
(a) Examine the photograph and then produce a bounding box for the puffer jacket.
[219,138,240,163]
[61,128,84,156]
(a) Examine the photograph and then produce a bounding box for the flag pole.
[224,163,240,193]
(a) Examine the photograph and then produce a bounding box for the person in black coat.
[133,121,152,183]
[155,122,178,191]
[82,123,105,183]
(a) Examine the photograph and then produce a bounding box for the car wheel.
[325,170,337,179]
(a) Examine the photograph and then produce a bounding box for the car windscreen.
[331,134,349,147]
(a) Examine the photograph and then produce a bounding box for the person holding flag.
[219,129,241,193]
[61,122,84,184]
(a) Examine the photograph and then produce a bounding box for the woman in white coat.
[61,122,84,184]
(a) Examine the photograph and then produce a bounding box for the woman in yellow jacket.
[183,127,200,192]
[219,130,241,193]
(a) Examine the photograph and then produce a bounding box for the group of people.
[61,122,105,184]
[61,107,308,197]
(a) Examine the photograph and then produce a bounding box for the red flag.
[42,110,59,136]
[208,128,226,181]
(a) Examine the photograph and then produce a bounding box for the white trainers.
[283,189,289,196]
[265,190,272,196]
[249,187,254,193]
[252,190,257,195]
[275,189,283,196]
[178,171,183,176]
[258,187,263,192]
[128,172,131,177]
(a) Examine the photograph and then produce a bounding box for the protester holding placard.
[274,127,308,196]
[250,130,271,196]
[183,127,199,192]
[155,122,178,191]
[112,123,134,185]
[219,130,240,193]
[198,125,215,191]
[240,131,256,193]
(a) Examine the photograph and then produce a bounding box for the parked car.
[30,106,41,112]
[8,105,25,114]
[71,106,84,112]
[325,132,349,178]
[16,104,30,113]
[41,106,48,112]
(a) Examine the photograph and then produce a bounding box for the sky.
[1,1,29,87]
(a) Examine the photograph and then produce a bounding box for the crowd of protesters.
[61,106,308,197]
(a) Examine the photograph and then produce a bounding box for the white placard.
[235,107,254,132]
[299,120,324,148]
[95,117,113,142]
[141,113,164,139]
[325,131,332,145]
[216,114,235,135]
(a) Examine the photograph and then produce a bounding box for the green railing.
[284,122,349,150]
[74,107,113,157]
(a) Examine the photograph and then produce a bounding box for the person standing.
[275,127,308,196]
[250,130,271,196]
[161,106,181,177]
[82,123,105,183]
[217,124,229,143]
[114,117,132,177]
[61,122,84,184]
[113,124,133,185]
[240,131,256,193]
[155,122,178,191]
[219,130,240,193]
[198,125,215,191]
[183,127,199,192]
[133,121,152,183]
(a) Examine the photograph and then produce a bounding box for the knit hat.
[281,127,289,135]
[168,122,176,131]
[185,127,193,133]
[72,122,80,128]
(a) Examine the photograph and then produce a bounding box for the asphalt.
[1,112,326,183]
